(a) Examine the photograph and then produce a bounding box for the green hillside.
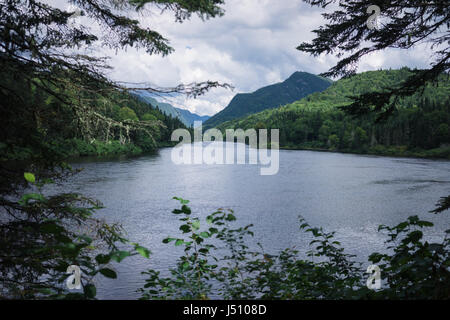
[134,92,189,125]
[203,71,332,129]
[134,92,209,127]
[0,74,187,161]
[217,68,450,158]
[174,107,210,127]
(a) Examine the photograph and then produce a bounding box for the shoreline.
[280,145,450,161]
[65,143,450,163]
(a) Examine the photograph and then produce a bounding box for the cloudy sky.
[58,0,435,116]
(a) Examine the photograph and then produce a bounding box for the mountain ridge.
[203,71,332,129]
[215,68,450,158]
[133,91,208,127]
[174,107,210,127]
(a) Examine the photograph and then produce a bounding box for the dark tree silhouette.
[297,0,449,120]
[0,0,228,299]
[298,0,450,213]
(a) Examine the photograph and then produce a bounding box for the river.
[59,144,450,299]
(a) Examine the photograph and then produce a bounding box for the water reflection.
[54,145,450,299]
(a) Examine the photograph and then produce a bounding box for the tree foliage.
[218,69,450,157]
[0,0,227,299]
[0,172,152,299]
[140,198,450,300]
[204,72,332,129]
[297,0,449,121]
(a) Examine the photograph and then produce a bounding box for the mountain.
[133,91,208,127]
[134,91,182,119]
[216,68,450,158]
[174,108,210,127]
[203,72,333,129]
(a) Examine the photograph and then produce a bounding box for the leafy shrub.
[0,172,150,299]
[140,197,450,300]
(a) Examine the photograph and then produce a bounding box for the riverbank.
[6,137,448,163]
[281,144,450,160]
[0,138,181,162]
[67,141,450,161]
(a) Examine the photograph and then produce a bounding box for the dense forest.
[217,68,450,158]
[203,71,332,129]
[0,0,225,300]
[0,73,186,162]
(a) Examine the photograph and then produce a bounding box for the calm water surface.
[58,144,450,299]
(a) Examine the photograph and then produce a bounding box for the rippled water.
[57,144,450,299]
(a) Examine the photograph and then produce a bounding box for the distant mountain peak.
[132,91,209,127]
[289,71,307,77]
[174,107,210,127]
[203,72,332,129]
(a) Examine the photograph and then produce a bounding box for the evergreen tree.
[297,0,450,221]
[0,0,226,299]
[297,0,449,121]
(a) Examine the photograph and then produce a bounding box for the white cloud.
[44,0,437,116]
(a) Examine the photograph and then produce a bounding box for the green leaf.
[37,288,54,295]
[195,237,204,244]
[136,246,151,259]
[162,237,176,244]
[111,251,131,263]
[175,239,184,246]
[417,221,434,227]
[19,193,45,205]
[180,224,191,233]
[78,235,93,244]
[173,197,190,205]
[83,284,96,299]
[407,230,423,243]
[199,232,210,238]
[24,172,35,183]
[225,214,236,221]
[42,178,54,185]
[192,220,200,230]
[40,222,63,234]
[369,252,384,263]
[300,223,309,229]
[208,227,218,234]
[95,254,111,264]
[396,221,409,230]
[181,261,190,271]
[99,268,117,279]
[181,205,191,215]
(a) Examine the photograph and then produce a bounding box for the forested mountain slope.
[217,68,450,158]
[0,75,186,161]
[174,107,210,127]
[134,91,209,127]
[203,71,332,129]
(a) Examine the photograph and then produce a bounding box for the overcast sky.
[56,0,435,116]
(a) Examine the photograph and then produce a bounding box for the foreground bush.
[140,197,450,300]
[0,172,150,299]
